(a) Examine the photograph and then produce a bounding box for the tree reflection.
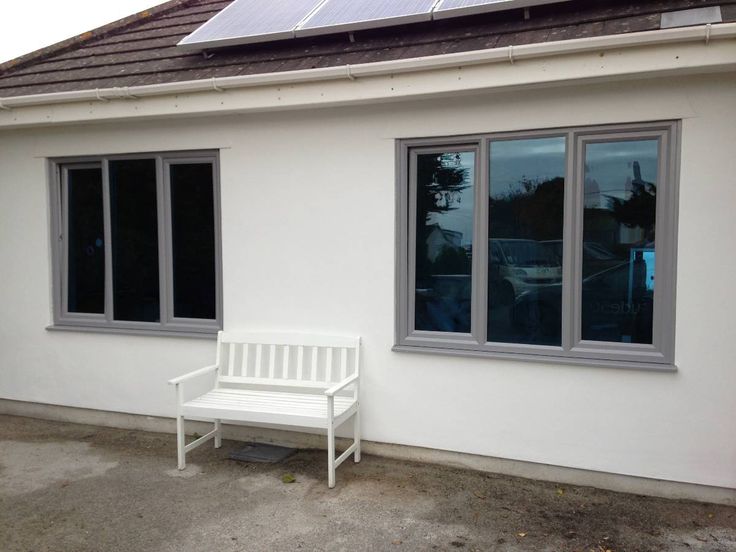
[489,176,565,241]
[416,153,472,279]
[607,162,657,241]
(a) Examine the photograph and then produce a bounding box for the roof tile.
[1,0,733,98]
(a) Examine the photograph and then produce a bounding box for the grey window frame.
[395,121,680,370]
[49,150,222,338]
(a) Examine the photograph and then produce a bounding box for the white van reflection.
[489,239,562,305]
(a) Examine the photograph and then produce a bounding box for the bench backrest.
[215,331,360,389]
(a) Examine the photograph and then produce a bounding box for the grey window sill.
[392,344,678,373]
[46,324,218,340]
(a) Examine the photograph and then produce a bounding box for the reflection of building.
[585,160,647,246]
[425,223,463,262]
[584,174,600,208]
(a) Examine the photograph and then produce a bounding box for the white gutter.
[0,22,734,110]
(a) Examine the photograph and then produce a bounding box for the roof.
[1,0,734,99]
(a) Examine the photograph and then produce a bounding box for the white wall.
[1,73,735,490]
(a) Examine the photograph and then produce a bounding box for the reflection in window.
[109,159,160,322]
[66,167,105,314]
[488,137,566,345]
[170,163,217,320]
[582,140,658,344]
[414,151,475,333]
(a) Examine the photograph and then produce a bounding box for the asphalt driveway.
[1,414,734,552]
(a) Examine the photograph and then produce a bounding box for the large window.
[50,152,221,336]
[396,123,678,368]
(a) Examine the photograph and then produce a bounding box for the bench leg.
[177,415,186,470]
[214,419,222,449]
[354,409,361,463]
[327,421,336,489]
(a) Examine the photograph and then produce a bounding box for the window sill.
[46,324,218,340]
[392,344,677,372]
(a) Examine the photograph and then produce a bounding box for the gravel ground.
[1,414,734,552]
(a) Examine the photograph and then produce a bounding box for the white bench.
[168,331,361,488]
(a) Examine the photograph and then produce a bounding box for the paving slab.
[0,414,734,552]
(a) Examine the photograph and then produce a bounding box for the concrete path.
[1,415,734,552]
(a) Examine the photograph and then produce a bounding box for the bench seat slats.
[183,389,354,417]
[182,389,355,429]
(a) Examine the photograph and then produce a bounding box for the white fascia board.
[1,23,735,129]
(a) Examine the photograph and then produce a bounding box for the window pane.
[109,159,160,322]
[414,151,475,333]
[582,139,658,344]
[488,138,566,345]
[66,167,104,314]
[170,163,217,320]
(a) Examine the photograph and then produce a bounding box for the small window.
[396,123,679,368]
[51,152,221,335]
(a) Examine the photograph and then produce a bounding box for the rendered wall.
[1,73,734,489]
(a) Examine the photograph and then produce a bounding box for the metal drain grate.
[229,442,297,463]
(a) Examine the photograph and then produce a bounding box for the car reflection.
[489,239,562,306]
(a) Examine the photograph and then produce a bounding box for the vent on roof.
[660,6,722,29]
[178,0,571,51]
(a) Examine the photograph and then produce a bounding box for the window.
[50,152,221,336]
[396,123,679,368]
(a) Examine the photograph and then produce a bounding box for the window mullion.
[473,139,489,345]
[101,158,113,323]
[156,156,169,328]
[162,159,175,326]
[561,131,579,352]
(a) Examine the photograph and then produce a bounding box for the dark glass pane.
[170,163,217,320]
[109,159,160,322]
[488,138,566,345]
[66,167,104,314]
[582,140,658,344]
[414,151,474,333]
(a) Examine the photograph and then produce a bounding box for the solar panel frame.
[295,0,437,38]
[433,0,570,19]
[178,0,573,52]
[178,0,327,50]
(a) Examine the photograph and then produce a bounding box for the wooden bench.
[168,331,361,488]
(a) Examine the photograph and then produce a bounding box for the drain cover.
[229,442,296,463]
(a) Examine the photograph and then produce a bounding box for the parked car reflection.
[489,239,562,306]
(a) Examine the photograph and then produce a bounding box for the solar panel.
[178,0,325,50]
[179,0,572,51]
[296,0,436,36]
[434,0,570,19]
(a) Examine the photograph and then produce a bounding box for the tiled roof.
[1,0,734,98]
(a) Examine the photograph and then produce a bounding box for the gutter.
[0,22,734,111]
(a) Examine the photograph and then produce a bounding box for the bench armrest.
[324,374,359,397]
[168,364,219,386]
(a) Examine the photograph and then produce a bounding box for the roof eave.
[1,23,734,127]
